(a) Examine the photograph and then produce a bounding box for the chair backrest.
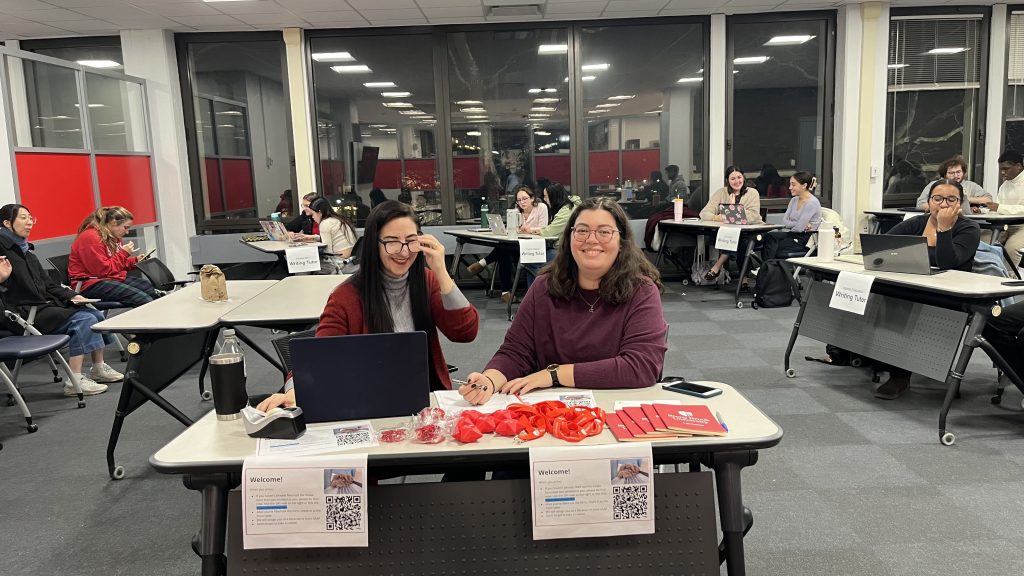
[135,257,176,291]
[271,328,317,373]
[46,254,71,285]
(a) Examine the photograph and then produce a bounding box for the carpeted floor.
[1,281,1022,575]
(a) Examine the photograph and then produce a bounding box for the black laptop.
[290,332,430,423]
[859,233,943,275]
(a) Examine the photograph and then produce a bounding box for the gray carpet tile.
[2,281,1023,576]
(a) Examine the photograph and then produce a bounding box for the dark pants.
[761,230,812,261]
[482,246,519,292]
[983,301,1024,379]
[82,276,159,307]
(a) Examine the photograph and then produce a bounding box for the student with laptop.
[256,200,479,411]
[699,165,763,284]
[458,197,667,405]
[303,197,358,275]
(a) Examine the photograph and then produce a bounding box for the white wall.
[621,116,660,149]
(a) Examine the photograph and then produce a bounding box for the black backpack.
[752,259,798,308]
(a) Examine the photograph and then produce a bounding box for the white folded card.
[519,237,547,264]
[715,226,741,251]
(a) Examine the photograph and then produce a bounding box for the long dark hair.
[791,171,818,193]
[545,182,569,211]
[544,197,661,305]
[351,200,433,335]
[0,204,29,230]
[310,197,357,240]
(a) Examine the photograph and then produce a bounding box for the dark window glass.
[1005,13,1024,153]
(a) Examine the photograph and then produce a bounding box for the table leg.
[704,449,758,576]
[449,239,465,277]
[734,234,760,308]
[234,328,286,376]
[783,279,814,377]
[655,227,673,269]
[184,472,240,576]
[508,264,523,321]
[938,309,989,445]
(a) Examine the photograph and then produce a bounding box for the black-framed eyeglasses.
[571,226,618,243]
[929,195,960,205]
[379,238,422,254]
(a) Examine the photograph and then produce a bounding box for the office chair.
[271,328,318,374]
[46,254,129,361]
[135,257,195,292]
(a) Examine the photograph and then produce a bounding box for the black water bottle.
[209,329,247,420]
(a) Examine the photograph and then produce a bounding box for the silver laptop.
[488,214,507,235]
[859,233,943,275]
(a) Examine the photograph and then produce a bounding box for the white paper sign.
[518,389,596,408]
[519,237,547,264]
[715,226,741,251]
[829,270,875,315]
[257,421,378,457]
[286,245,321,274]
[433,390,517,414]
[529,443,655,540]
[242,454,368,549]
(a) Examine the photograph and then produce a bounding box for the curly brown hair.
[79,206,134,253]
[544,197,661,305]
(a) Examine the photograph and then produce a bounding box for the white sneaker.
[90,362,124,383]
[64,374,108,396]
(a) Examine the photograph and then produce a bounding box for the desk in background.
[654,220,783,308]
[783,257,1024,445]
[239,239,327,278]
[152,382,781,576]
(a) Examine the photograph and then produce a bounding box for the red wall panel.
[535,154,571,186]
[204,158,223,214]
[453,157,481,189]
[373,159,401,189]
[220,159,255,212]
[95,155,157,225]
[622,149,661,182]
[15,152,95,240]
[588,150,619,185]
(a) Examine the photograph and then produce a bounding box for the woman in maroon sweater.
[257,201,479,411]
[459,197,667,405]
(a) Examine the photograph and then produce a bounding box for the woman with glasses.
[521,182,582,291]
[69,206,160,307]
[467,185,550,301]
[257,201,479,411]
[286,193,319,238]
[459,197,667,405]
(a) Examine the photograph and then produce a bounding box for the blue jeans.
[55,308,114,357]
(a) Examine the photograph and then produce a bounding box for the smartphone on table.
[659,377,723,398]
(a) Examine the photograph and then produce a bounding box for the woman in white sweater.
[699,165,763,283]
[309,197,358,274]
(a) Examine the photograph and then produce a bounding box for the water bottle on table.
[210,329,248,420]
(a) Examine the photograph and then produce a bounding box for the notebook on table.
[290,332,430,423]
[859,233,943,275]
[718,203,748,225]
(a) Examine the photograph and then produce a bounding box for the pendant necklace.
[577,289,600,313]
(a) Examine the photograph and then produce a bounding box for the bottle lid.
[223,328,236,337]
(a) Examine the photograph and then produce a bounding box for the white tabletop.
[242,240,326,254]
[658,219,782,232]
[445,229,559,244]
[864,208,914,216]
[150,382,781,472]
[93,281,277,333]
[220,275,351,325]
[789,256,1024,299]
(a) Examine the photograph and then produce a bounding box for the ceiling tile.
[0,20,76,35]
[143,3,221,17]
[235,13,307,25]
[366,17,428,25]
[107,16,182,28]
[212,3,296,14]
[50,18,122,31]
[605,0,668,11]
[5,0,74,9]
[169,14,247,26]
[415,0,479,7]
[194,24,258,30]
[41,0,131,6]
[357,8,425,19]
[665,0,727,8]
[422,6,483,18]
[302,10,365,21]
[10,8,96,21]
[347,0,418,8]
[307,20,366,28]
[276,0,357,11]
[545,1,607,14]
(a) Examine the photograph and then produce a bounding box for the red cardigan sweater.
[316,270,479,390]
[68,227,138,291]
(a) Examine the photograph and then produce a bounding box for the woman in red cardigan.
[69,206,159,307]
[257,200,479,411]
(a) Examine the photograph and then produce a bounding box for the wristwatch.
[546,364,560,386]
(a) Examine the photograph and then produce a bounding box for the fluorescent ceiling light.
[677,77,703,83]
[535,131,551,136]
[381,129,396,132]
[97,121,125,126]
[608,95,635,100]
[587,109,607,114]
[77,59,120,69]
[888,63,907,69]
[596,103,619,108]
[544,88,557,93]
[332,65,371,73]
[456,100,482,105]
[364,81,396,88]
[74,103,105,108]
[534,98,559,103]
[582,76,596,82]
[466,115,488,119]
[311,52,354,62]
[528,88,542,94]
[399,110,425,115]
[467,131,482,136]
[581,63,609,71]
[382,102,413,108]
[369,124,388,128]
[559,135,570,142]
[538,44,568,54]
[216,110,243,116]
[531,106,555,112]
[461,107,486,113]
[528,113,550,117]
[927,47,967,55]
[765,35,815,46]
[734,56,769,65]
[381,92,411,97]
[216,124,236,128]
[697,68,704,73]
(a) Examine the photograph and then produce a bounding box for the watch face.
[546,364,559,371]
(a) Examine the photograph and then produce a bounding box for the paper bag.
[199,264,228,302]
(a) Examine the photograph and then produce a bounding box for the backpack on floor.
[751,259,797,308]
[690,261,731,286]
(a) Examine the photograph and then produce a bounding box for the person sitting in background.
[274,190,294,218]
[985,150,1024,265]
[761,171,822,260]
[459,197,667,405]
[69,206,159,307]
[286,193,318,237]
[467,186,550,302]
[342,192,371,223]
[754,164,787,199]
[369,188,388,208]
[645,170,670,201]
[302,198,358,275]
[0,203,122,396]
[521,182,582,291]
[914,156,990,211]
[257,201,479,411]
[699,166,763,284]
[664,164,689,205]
[873,179,981,399]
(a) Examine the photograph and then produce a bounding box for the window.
[446,28,570,222]
[1006,12,1024,153]
[579,22,704,218]
[178,35,297,231]
[885,14,985,207]
[309,32,436,227]
[728,13,834,209]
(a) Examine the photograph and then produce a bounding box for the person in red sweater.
[459,197,667,405]
[257,200,479,411]
[69,206,159,307]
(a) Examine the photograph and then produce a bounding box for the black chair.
[271,328,317,374]
[136,257,194,292]
[46,254,129,361]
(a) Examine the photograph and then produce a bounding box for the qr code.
[336,430,371,446]
[325,495,362,531]
[612,484,649,520]
[560,394,593,408]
